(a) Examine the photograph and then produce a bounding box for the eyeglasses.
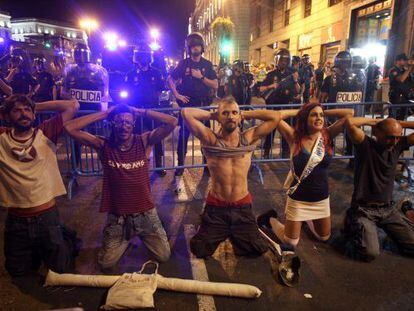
[112,120,134,127]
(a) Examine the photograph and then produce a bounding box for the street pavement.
[1,159,414,311]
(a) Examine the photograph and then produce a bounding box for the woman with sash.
[258,102,354,247]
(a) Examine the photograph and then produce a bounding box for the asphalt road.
[1,160,413,311]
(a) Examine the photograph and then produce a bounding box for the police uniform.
[125,65,165,168]
[227,73,250,105]
[125,66,164,109]
[261,65,299,157]
[10,71,38,95]
[320,71,362,104]
[365,63,381,102]
[171,56,217,169]
[388,66,414,120]
[171,57,217,107]
[32,70,55,102]
[63,44,109,111]
[300,64,314,103]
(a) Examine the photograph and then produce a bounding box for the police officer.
[259,48,301,158]
[300,54,314,103]
[365,56,382,103]
[63,43,109,111]
[167,32,218,176]
[5,54,38,96]
[388,53,414,120]
[314,61,325,99]
[320,51,363,166]
[125,45,166,176]
[226,59,250,105]
[32,56,56,102]
[243,62,254,104]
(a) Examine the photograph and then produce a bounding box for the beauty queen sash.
[283,133,325,196]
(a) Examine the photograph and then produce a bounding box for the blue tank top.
[288,148,331,202]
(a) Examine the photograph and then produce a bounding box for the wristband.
[201,76,205,81]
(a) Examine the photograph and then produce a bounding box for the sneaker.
[257,209,278,230]
[156,169,167,177]
[174,168,184,176]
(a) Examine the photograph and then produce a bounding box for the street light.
[79,18,99,36]
[150,28,160,40]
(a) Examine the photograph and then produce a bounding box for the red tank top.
[100,135,154,215]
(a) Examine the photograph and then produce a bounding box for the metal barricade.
[10,100,414,199]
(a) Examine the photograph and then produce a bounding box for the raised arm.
[0,78,12,96]
[35,99,80,123]
[64,109,110,149]
[181,107,216,145]
[326,108,355,138]
[276,109,299,145]
[242,109,281,143]
[345,117,381,144]
[398,120,414,146]
[133,108,178,149]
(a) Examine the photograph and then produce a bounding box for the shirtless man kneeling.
[181,97,281,258]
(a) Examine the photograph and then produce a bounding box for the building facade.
[189,0,251,65]
[10,18,87,58]
[0,11,12,41]
[248,0,412,72]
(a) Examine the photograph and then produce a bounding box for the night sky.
[1,0,194,57]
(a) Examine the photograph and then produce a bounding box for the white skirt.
[285,196,330,222]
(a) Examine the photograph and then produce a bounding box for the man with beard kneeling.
[181,97,283,257]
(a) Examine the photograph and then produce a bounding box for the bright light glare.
[120,90,129,98]
[150,28,159,39]
[0,37,4,44]
[79,19,98,31]
[118,40,127,47]
[103,32,118,41]
[149,41,160,51]
[350,43,387,69]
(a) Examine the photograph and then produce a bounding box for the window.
[304,0,312,17]
[329,0,342,7]
[256,6,261,37]
[284,0,291,26]
[269,0,275,32]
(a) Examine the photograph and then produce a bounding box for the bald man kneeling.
[344,117,414,261]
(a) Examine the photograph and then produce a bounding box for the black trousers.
[344,202,414,262]
[264,106,291,158]
[4,207,78,277]
[177,98,212,166]
[135,118,163,167]
[190,204,268,258]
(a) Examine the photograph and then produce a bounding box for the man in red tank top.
[65,104,177,270]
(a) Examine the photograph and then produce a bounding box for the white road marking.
[183,225,217,311]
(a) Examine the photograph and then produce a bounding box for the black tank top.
[288,148,331,202]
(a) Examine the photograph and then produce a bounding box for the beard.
[14,119,34,132]
[223,122,237,133]
[191,50,201,57]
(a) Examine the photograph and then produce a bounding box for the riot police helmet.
[351,55,366,70]
[73,43,91,64]
[133,45,153,66]
[274,48,291,67]
[292,56,301,65]
[33,56,46,70]
[186,32,205,54]
[334,51,352,70]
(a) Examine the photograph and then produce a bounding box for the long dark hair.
[293,102,332,156]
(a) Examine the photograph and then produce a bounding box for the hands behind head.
[210,110,219,121]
